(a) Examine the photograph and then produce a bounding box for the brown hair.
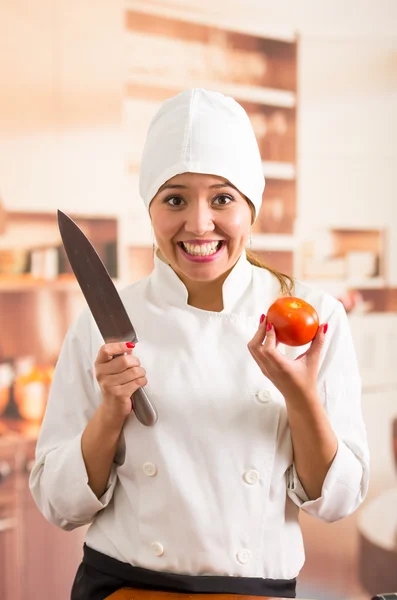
[151,192,295,297]
[245,199,295,296]
[156,246,294,296]
[245,249,295,296]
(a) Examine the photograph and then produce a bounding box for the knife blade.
[57,210,158,427]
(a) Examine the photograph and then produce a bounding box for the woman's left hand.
[247,316,328,401]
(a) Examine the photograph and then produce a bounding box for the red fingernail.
[126,342,135,348]
[267,322,272,332]
[260,314,266,324]
[323,323,328,334]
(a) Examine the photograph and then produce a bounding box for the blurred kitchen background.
[1,1,397,598]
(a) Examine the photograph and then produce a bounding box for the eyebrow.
[158,182,237,192]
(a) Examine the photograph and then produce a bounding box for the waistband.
[81,544,297,597]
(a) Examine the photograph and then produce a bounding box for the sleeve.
[29,311,120,531]
[287,300,370,523]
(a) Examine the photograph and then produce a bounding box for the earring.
[151,225,156,257]
[249,226,252,251]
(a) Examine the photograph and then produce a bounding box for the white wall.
[1,0,396,276]
[297,36,397,226]
[146,0,397,37]
[124,0,397,282]
[0,0,126,215]
[297,34,397,282]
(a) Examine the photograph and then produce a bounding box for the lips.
[176,240,226,262]
[179,241,223,256]
[178,239,225,246]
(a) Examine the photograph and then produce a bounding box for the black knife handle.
[131,387,158,426]
[372,595,397,599]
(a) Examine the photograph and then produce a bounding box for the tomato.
[267,296,319,347]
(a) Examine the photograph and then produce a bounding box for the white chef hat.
[139,88,265,221]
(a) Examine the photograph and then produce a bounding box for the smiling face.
[149,172,253,287]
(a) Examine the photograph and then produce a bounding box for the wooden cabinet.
[357,388,397,595]
[298,227,388,291]
[349,313,397,389]
[360,387,397,492]
[0,433,86,600]
[20,439,86,600]
[123,1,299,278]
[0,436,24,600]
[0,212,118,365]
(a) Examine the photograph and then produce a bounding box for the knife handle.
[131,387,158,427]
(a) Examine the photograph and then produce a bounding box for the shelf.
[127,160,297,181]
[0,275,80,292]
[302,277,386,290]
[123,238,297,253]
[262,161,296,180]
[0,275,122,293]
[122,3,298,279]
[125,74,296,108]
[346,278,387,289]
[251,234,297,251]
[124,0,297,43]
[4,209,119,219]
[0,213,119,283]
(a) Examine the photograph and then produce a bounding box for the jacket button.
[256,389,272,403]
[236,549,251,564]
[151,542,164,557]
[243,470,260,485]
[143,462,157,477]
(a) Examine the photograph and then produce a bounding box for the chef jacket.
[29,250,370,581]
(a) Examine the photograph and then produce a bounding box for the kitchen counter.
[105,590,311,600]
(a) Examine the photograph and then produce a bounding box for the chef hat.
[139,88,265,221]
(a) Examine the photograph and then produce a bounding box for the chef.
[29,88,370,600]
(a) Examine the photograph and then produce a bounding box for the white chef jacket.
[29,250,370,581]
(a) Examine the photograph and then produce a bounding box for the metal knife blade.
[57,210,158,427]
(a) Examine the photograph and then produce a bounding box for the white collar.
[150,250,253,314]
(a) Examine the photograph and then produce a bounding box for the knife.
[57,210,158,427]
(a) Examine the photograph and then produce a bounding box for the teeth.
[182,241,221,256]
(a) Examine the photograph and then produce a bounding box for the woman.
[30,89,369,599]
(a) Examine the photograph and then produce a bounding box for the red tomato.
[267,296,319,347]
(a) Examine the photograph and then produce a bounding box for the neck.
[155,249,248,312]
[177,270,233,312]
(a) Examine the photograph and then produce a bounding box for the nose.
[184,199,215,236]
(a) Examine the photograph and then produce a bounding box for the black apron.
[71,544,297,600]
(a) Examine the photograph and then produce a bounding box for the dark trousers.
[71,544,297,600]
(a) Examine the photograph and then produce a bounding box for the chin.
[184,269,224,282]
[179,260,231,282]
[161,243,237,280]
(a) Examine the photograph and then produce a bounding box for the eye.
[164,196,184,207]
[213,194,233,206]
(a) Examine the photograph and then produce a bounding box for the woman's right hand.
[95,342,147,424]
